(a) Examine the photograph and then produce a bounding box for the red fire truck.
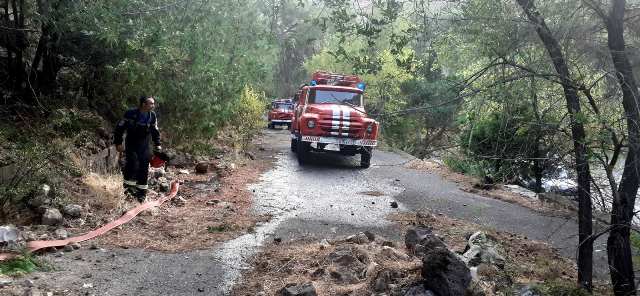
[268,98,294,129]
[290,71,379,168]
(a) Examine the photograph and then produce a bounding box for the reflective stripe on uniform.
[124,180,137,186]
[136,184,149,190]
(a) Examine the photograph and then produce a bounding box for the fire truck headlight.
[366,124,374,134]
[307,120,316,129]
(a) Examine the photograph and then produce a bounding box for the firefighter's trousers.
[122,144,150,196]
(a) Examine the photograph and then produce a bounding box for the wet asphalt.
[21,128,609,296]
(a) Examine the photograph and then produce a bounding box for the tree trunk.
[605,0,640,294]
[516,0,593,290]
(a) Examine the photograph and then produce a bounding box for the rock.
[329,267,360,284]
[279,282,317,296]
[422,247,471,296]
[381,241,395,248]
[206,199,220,206]
[159,179,171,192]
[380,246,410,261]
[416,210,436,226]
[374,270,391,292]
[319,239,331,249]
[62,204,82,218]
[195,162,209,174]
[364,261,378,278]
[311,268,325,278]
[517,285,543,296]
[178,169,190,175]
[22,279,34,288]
[170,151,194,168]
[64,244,74,252]
[90,243,99,250]
[274,237,282,243]
[405,227,446,257]
[327,246,368,283]
[140,207,160,216]
[346,232,369,244]
[151,167,166,178]
[55,228,68,239]
[72,242,81,250]
[22,231,37,241]
[0,275,13,287]
[390,201,399,208]
[0,225,18,243]
[363,231,376,241]
[29,185,52,208]
[42,208,63,226]
[403,285,436,296]
[461,232,505,269]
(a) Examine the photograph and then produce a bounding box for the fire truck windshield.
[273,102,293,111]
[308,90,362,106]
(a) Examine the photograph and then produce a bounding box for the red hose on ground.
[0,181,180,261]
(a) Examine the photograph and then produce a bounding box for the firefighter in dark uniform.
[114,96,161,202]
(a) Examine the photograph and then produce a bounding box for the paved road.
[22,128,608,296]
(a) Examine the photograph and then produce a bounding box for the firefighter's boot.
[123,180,137,197]
[135,185,148,202]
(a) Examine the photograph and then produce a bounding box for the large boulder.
[405,227,447,257]
[279,282,317,296]
[422,245,471,296]
[42,208,63,226]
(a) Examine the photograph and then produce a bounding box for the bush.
[0,132,72,222]
[224,85,267,152]
[443,154,486,178]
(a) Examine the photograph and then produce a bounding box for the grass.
[82,172,124,211]
[0,254,51,276]
[207,224,232,233]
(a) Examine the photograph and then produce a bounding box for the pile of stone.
[277,212,511,296]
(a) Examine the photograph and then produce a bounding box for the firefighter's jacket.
[114,108,161,152]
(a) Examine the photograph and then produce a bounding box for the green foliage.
[0,125,76,221]
[50,108,102,137]
[0,254,51,276]
[443,155,486,178]
[458,102,558,183]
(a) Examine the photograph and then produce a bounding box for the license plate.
[324,144,340,151]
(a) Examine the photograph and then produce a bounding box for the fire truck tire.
[360,148,372,168]
[291,138,297,152]
[268,122,274,129]
[297,141,310,164]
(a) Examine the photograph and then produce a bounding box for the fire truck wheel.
[268,123,274,129]
[360,148,372,168]
[290,138,297,152]
[297,141,310,165]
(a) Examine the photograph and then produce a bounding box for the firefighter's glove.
[154,150,172,162]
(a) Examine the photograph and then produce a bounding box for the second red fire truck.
[290,71,379,168]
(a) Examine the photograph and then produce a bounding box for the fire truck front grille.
[318,115,363,138]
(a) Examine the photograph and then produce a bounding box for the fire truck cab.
[290,71,379,168]
[268,98,294,129]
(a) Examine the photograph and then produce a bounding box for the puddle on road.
[210,152,404,294]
